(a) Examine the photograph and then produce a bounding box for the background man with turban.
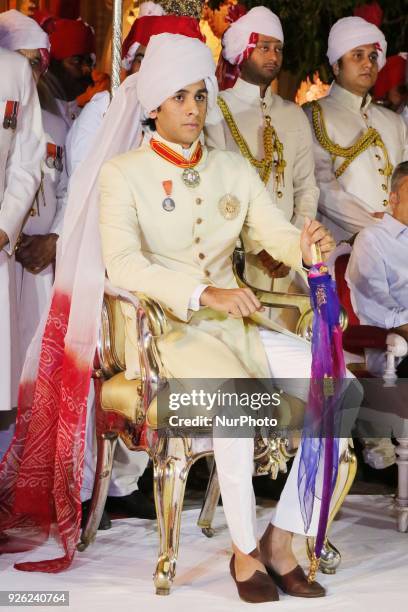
[374,53,408,125]
[99,32,348,603]
[304,16,408,473]
[65,8,203,177]
[0,17,43,452]
[206,6,318,331]
[304,16,408,243]
[35,13,96,130]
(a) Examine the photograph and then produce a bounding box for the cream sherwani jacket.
[205,78,318,300]
[0,49,43,411]
[304,82,408,242]
[99,133,304,381]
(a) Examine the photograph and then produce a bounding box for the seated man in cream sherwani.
[304,16,408,244]
[206,7,318,323]
[99,33,351,604]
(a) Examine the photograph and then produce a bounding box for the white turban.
[327,16,387,70]
[222,6,284,66]
[0,9,50,51]
[136,33,218,117]
[138,1,166,17]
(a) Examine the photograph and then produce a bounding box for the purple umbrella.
[298,245,346,582]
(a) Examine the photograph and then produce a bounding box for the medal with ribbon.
[46,143,64,172]
[162,180,175,211]
[150,139,202,188]
[3,100,19,130]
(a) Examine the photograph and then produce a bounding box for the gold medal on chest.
[218,194,241,220]
[182,167,201,188]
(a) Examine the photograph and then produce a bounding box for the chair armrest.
[99,282,169,407]
[384,333,408,385]
[232,245,312,314]
[232,246,348,340]
[386,332,408,358]
[342,325,388,353]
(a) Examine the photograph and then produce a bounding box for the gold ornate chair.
[77,250,356,595]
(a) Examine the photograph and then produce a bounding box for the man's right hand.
[200,286,264,318]
[0,229,9,251]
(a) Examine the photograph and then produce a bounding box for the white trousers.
[213,329,352,554]
[81,381,149,502]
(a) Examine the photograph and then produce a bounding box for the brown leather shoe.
[229,555,279,603]
[265,563,326,598]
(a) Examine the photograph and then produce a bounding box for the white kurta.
[304,82,408,242]
[15,109,69,361]
[205,78,319,225]
[205,78,318,329]
[0,49,43,412]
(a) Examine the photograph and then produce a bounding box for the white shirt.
[346,214,408,329]
[346,214,408,375]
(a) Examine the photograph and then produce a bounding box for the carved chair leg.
[77,431,118,552]
[197,458,220,537]
[153,437,191,596]
[306,442,357,575]
[395,438,408,533]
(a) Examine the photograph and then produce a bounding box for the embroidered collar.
[330,82,372,114]
[150,133,202,168]
[232,78,275,108]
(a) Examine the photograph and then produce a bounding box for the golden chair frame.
[78,250,356,595]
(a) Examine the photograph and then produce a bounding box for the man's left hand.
[300,217,336,267]
[15,233,58,274]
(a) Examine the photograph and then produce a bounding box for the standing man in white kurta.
[98,34,352,603]
[205,7,318,327]
[0,44,43,460]
[0,10,69,365]
[304,17,408,243]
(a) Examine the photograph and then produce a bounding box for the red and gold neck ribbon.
[150,139,202,169]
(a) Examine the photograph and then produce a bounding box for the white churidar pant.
[214,329,351,553]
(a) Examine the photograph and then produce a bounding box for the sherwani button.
[199,253,205,260]
[196,218,203,224]
[204,270,210,277]
[196,198,202,205]
[195,237,200,243]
